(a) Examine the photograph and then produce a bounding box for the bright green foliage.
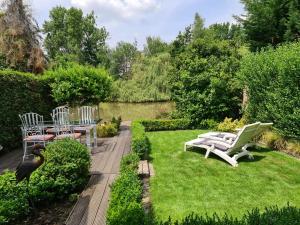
[217,117,246,132]
[238,42,300,138]
[139,119,191,131]
[96,123,118,137]
[144,36,169,56]
[111,116,122,130]
[148,130,300,221]
[44,64,112,105]
[111,53,172,102]
[29,139,90,202]
[0,172,29,224]
[43,7,109,67]
[171,38,242,125]
[159,206,300,225]
[131,121,150,159]
[120,152,140,174]
[110,41,138,78]
[240,0,300,51]
[107,153,144,225]
[0,70,55,149]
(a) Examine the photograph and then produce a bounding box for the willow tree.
[0,0,45,73]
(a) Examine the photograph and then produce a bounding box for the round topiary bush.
[29,139,91,202]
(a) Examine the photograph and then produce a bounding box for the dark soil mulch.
[13,200,75,225]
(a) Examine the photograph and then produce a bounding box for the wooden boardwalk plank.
[66,122,131,225]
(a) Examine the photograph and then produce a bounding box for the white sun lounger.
[198,122,273,145]
[184,122,261,167]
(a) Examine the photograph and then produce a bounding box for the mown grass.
[148,130,300,221]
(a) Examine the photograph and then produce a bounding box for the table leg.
[93,125,97,148]
[86,128,91,149]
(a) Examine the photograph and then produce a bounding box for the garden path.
[65,121,131,225]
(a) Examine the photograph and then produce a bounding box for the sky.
[28,0,245,49]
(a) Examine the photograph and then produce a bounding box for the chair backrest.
[254,122,273,137]
[228,122,261,154]
[51,106,70,125]
[78,106,96,125]
[53,111,74,135]
[19,113,45,137]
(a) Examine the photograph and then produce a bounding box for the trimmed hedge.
[139,119,191,131]
[29,139,91,202]
[0,172,29,224]
[107,153,145,225]
[239,42,300,138]
[0,70,55,149]
[159,205,300,225]
[131,121,151,159]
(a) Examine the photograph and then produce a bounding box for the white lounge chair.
[184,122,261,167]
[198,122,273,145]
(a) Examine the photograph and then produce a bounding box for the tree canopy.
[43,6,109,67]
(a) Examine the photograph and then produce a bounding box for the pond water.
[70,102,175,122]
[98,102,175,122]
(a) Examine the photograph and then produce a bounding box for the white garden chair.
[185,122,261,167]
[52,111,82,141]
[19,113,54,160]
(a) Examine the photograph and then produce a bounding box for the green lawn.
[148,130,300,221]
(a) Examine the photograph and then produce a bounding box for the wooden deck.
[65,121,131,225]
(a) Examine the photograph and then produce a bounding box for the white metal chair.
[52,111,82,141]
[74,106,97,149]
[185,122,261,167]
[19,113,54,160]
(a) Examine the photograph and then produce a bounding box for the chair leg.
[23,141,27,161]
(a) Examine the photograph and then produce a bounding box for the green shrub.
[140,119,191,131]
[0,172,29,224]
[131,121,150,159]
[170,38,242,125]
[239,42,300,138]
[111,116,122,130]
[217,117,245,132]
[29,139,90,202]
[159,205,300,225]
[107,152,144,225]
[120,153,140,173]
[0,70,55,149]
[199,119,219,130]
[97,123,118,137]
[44,64,112,105]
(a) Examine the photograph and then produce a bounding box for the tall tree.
[239,0,300,51]
[110,41,138,78]
[192,13,205,40]
[143,36,169,56]
[43,7,109,67]
[0,0,45,73]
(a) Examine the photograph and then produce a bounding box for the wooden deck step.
[138,160,155,177]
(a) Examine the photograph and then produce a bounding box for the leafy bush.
[199,119,219,130]
[97,123,118,137]
[217,117,245,132]
[239,42,300,138]
[131,121,150,159]
[0,70,55,149]
[170,38,242,125]
[0,172,29,224]
[120,153,140,173]
[140,119,191,131]
[107,153,144,225]
[159,205,300,225]
[111,116,122,130]
[44,64,112,105]
[29,139,90,202]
